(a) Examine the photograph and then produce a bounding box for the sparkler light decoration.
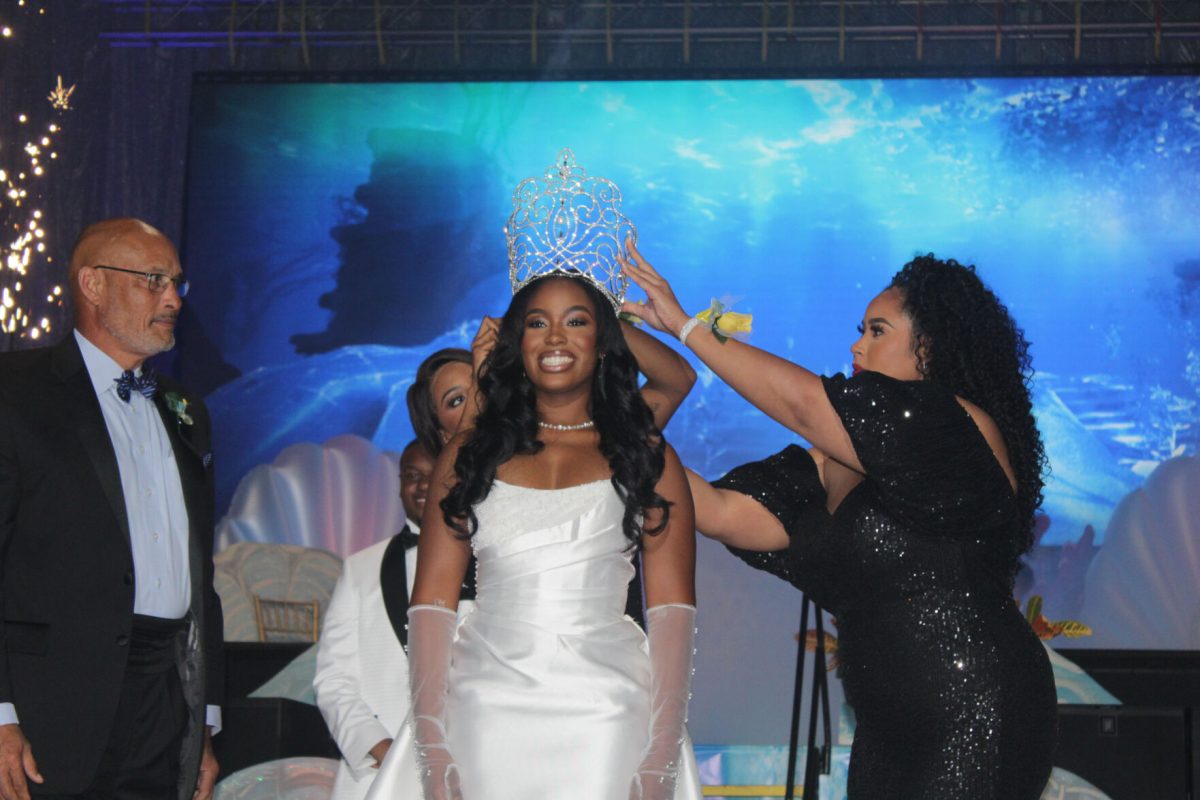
[1,3,69,345]
[48,75,75,111]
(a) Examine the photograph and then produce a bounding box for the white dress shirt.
[76,331,192,618]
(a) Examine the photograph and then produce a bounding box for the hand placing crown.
[505,148,636,314]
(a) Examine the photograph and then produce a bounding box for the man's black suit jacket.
[0,334,224,797]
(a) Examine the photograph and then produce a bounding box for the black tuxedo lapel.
[50,337,132,552]
[380,528,417,648]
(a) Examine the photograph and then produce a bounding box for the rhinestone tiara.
[505,148,635,314]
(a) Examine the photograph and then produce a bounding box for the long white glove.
[631,603,697,800]
[407,605,463,800]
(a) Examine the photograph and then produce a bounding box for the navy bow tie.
[114,369,157,402]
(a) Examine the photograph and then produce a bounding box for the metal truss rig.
[97,1,1200,70]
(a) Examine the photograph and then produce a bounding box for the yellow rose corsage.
[694,298,753,344]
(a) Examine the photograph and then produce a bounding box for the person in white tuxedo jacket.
[314,440,475,800]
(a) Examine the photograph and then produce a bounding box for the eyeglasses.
[93,265,190,298]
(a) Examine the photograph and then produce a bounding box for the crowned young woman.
[367,151,703,800]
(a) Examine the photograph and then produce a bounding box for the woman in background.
[408,347,475,458]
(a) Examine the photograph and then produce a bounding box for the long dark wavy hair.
[406,347,472,458]
[889,254,1048,554]
[441,275,669,544]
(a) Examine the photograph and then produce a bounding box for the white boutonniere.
[164,392,194,426]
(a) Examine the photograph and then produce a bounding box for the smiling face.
[74,223,183,370]
[519,278,600,398]
[850,287,923,382]
[399,442,435,522]
[429,360,473,443]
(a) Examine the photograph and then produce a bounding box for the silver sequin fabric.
[715,371,1056,800]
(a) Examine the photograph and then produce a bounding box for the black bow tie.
[396,529,420,550]
[114,369,157,402]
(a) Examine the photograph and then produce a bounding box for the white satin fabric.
[368,478,701,800]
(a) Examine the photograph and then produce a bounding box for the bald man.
[0,219,224,800]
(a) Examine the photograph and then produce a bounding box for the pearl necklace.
[538,419,595,432]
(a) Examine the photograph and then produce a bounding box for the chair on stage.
[214,433,407,641]
[214,541,342,642]
[254,596,321,643]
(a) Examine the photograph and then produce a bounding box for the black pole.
[784,595,812,800]
[816,610,833,775]
[803,608,832,796]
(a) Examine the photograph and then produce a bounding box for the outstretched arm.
[621,242,862,474]
[621,320,697,431]
[685,468,788,551]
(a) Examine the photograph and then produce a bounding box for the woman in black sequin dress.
[622,251,1056,800]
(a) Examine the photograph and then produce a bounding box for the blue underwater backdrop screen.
[183,75,1199,702]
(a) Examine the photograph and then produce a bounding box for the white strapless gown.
[367,478,703,800]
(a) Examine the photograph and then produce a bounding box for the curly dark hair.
[441,275,669,545]
[889,254,1048,554]
[406,347,473,458]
